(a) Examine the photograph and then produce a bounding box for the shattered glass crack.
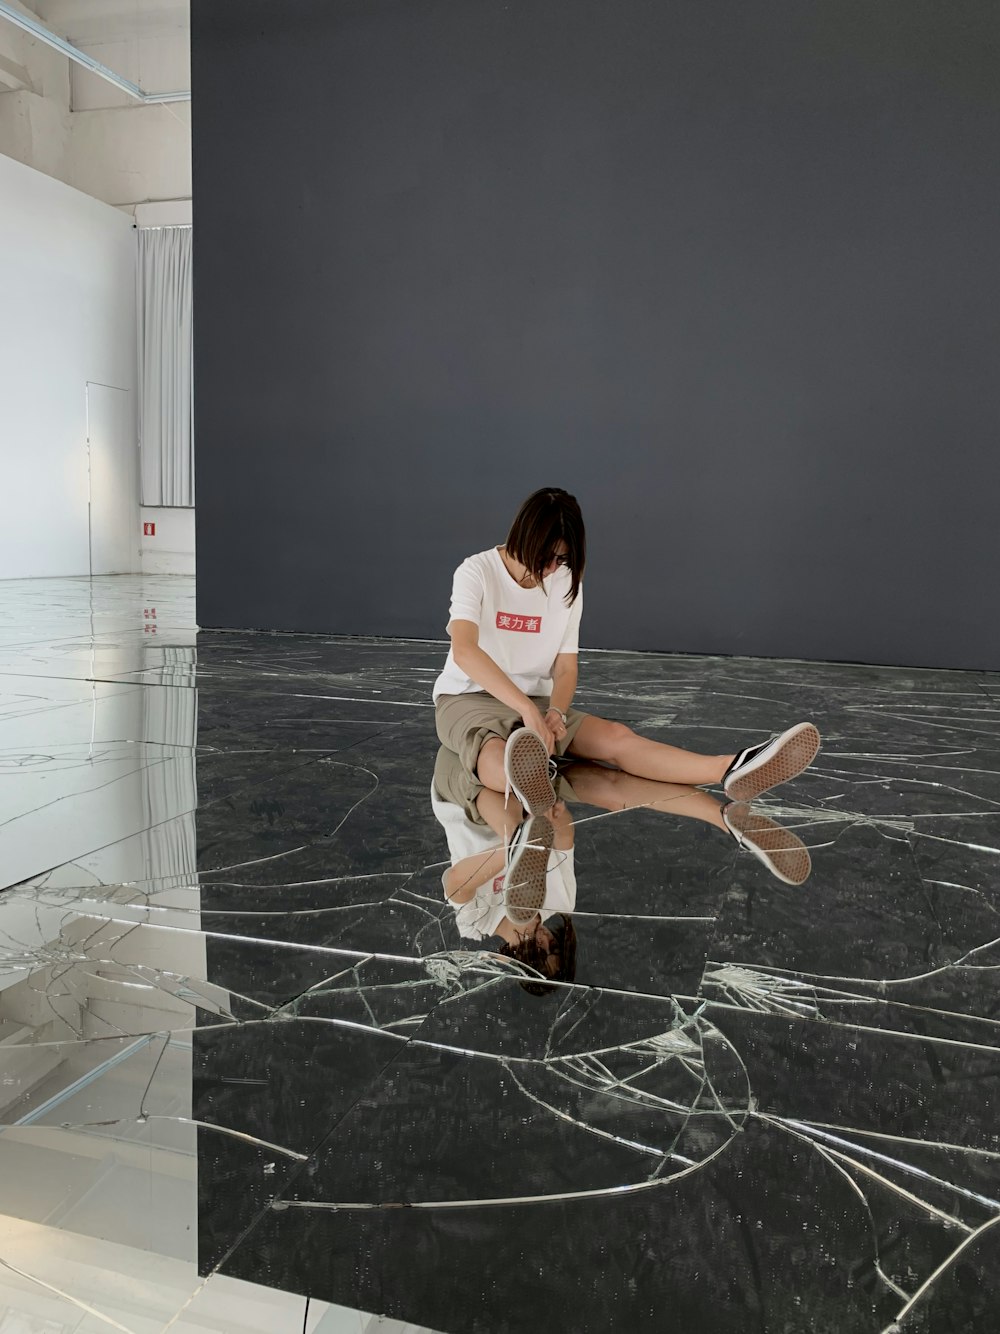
[1,577,999,1332]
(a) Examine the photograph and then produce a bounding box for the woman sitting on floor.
[432,486,821,827]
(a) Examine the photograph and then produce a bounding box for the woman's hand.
[521,704,556,754]
[545,708,568,742]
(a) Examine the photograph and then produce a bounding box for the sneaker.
[722,722,821,801]
[723,802,812,886]
[503,814,555,925]
[504,728,557,815]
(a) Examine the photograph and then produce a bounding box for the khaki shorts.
[433,744,583,825]
[434,692,589,823]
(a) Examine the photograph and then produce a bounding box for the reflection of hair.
[505,488,586,606]
[497,916,578,997]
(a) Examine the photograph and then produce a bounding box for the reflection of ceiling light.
[0,1,189,103]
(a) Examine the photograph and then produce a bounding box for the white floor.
[0,576,440,1334]
[0,1214,433,1332]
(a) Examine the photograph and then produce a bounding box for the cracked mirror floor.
[2,576,999,1333]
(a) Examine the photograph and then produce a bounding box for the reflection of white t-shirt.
[432,547,583,701]
[430,783,577,941]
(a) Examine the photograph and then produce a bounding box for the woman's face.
[542,541,570,578]
[524,919,562,977]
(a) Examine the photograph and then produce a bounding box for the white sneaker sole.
[724,722,821,802]
[723,802,812,886]
[504,729,556,816]
[504,815,555,925]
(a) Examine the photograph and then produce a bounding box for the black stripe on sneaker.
[725,736,775,779]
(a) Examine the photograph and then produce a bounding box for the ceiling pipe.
[0,0,190,103]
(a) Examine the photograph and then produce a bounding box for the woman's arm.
[545,653,578,741]
[443,844,506,904]
[449,621,556,750]
[549,654,578,714]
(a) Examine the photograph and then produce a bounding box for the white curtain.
[138,226,194,506]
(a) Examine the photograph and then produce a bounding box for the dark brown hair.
[498,915,578,996]
[505,488,585,606]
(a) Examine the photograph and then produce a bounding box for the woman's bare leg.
[474,784,523,842]
[475,736,508,794]
[564,763,729,832]
[568,715,735,787]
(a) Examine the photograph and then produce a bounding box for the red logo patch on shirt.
[496,612,542,633]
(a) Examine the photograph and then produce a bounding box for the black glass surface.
[3,578,999,1332]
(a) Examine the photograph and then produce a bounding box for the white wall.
[0,150,138,577]
[141,505,194,574]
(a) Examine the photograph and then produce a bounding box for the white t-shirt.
[430,783,577,940]
[432,547,583,700]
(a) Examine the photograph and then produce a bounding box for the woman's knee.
[577,718,636,765]
[475,735,505,781]
[605,721,638,763]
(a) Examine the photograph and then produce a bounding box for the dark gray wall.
[193,0,1000,669]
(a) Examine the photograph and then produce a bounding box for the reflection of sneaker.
[723,802,812,886]
[504,728,557,815]
[504,815,555,925]
[722,722,821,801]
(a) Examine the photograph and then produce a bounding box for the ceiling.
[28,0,188,43]
[3,0,189,100]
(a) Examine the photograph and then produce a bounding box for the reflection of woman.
[433,487,821,816]
[432,743,813,992]
[431,748,577,988]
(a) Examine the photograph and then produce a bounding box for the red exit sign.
[143,522,156,536]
